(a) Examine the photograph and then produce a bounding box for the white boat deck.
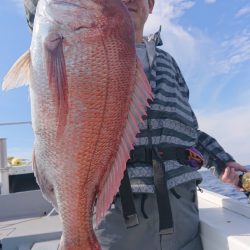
[0,215,61,250]
[199,189,250,250]
[0,190,59,250]
[0,189,250,250]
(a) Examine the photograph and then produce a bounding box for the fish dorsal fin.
[44,33,68,138]
[95,57,154,224]
[2,50,31,90]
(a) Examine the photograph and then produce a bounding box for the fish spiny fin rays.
[2,51,31,90]
[44,33,68,138]
[95,58,154,223]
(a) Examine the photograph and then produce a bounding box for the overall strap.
[152,147,174,234]
[119,169,139,228]
[119,146,175,234]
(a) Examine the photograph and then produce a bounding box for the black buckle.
[175,148,189,165]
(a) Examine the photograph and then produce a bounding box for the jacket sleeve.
[196,130,235,178]
[170,53,235,178]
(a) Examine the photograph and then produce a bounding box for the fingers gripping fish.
[2,0,153,249]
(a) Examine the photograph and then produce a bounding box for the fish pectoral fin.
[44,33,68,138]
[2,50,31,91]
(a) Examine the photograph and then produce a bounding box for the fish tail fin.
[95,58,153,224]
[58,235,101,250]
[2,50,31,90]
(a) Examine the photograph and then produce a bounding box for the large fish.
[2,0,153,249]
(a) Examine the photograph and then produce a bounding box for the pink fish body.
[2,0,153,249]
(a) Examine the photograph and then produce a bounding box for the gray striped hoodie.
[127,30,234,193]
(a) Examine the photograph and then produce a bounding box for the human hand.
[220,162,248,191]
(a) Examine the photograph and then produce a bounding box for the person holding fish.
[17,0,248,249]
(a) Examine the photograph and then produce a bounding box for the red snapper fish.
[2,0,153,249]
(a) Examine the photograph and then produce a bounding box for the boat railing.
[0,121,32,195]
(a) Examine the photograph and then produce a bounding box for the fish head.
[28,0,136,138]
[33,0,135,44]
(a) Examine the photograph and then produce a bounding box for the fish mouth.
[45,0,97,31]
[49,0,82,8]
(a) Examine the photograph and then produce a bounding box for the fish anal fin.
[2,50,31,90]
[32,150,58,210]
[95,57,154,224]
[44,33,69,138]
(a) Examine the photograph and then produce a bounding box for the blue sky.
[0,1,33,160]
[0,0,249,164]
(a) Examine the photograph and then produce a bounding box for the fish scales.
[2,0,153,249]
